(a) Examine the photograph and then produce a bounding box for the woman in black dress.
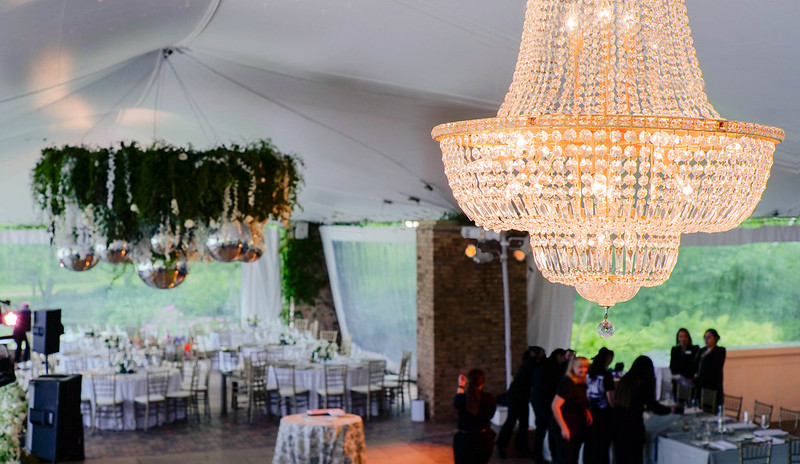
[453,369,497,464]
[550,356,592,464]
[613,356,680,464]
[670,328,699,382]
[694,328,726,408]
[584,348,615,464]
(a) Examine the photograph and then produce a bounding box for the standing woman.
[453,369,497,464]
[694,328,726,408]
[550,356,592,464]
[613,356,679,464]
[584,348,615,464]
[670,328,699,382]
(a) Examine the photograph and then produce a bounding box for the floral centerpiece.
[246,315,261,328]
[0,381,28,462]
[115,347,137,374]
[104,334,121,350]
[311,341,338,363]
[280,327,299,346]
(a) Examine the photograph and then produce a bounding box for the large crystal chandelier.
[432,0,783,308]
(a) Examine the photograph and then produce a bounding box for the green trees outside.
[572,242,800,368]
[0,244,240,334]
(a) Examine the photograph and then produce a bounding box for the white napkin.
[754,429,788,437]
[708,440,737,451]
[726,422,756,430]
[753,436,785,445]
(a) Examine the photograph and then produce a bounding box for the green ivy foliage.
[31,140,302,242]
[280,224,328,321]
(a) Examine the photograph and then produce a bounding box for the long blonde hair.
[566,357,589,384]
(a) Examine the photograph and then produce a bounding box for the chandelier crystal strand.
[432,0,783,307]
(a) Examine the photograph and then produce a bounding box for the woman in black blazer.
[670,328,699,382]
[694,328,726,408]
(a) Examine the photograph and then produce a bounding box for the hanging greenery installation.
[31,140,302,289]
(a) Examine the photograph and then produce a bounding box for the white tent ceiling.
[1,0,798,225]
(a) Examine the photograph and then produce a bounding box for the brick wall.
[416,221,528,421]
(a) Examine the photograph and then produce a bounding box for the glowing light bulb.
[565,16,577,31]
[3,311,17,327]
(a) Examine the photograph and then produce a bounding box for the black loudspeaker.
[27,374,85,462]
[32,309,63,355]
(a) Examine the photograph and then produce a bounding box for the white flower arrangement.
[246,315,261,328]
[311,341,338,363]
[104,334,121,349]
[115,348,137,374]
[0,381,28,462]
[280,327,298,346]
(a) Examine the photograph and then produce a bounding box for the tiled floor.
[66,373,532,464]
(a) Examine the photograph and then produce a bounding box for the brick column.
[416,221,527,421]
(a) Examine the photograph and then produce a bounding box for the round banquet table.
[81,368,182,430]
[272,413,366,464]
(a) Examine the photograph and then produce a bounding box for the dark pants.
[453,429,496,464]
[496,398,530,455]
[549,421,584,464]
[13,335,29,363]
[584,408,613,464]
[613,438,644,464]
[532,400,552,463]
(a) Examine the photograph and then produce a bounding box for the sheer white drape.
[319,225,416,373]
[526,263,575,353]
[240,227,282,325]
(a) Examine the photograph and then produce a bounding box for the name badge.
[685,350,692,355]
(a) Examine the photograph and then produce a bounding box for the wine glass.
[761,414,769,430]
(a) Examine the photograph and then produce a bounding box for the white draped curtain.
[239,226,282,325]
[526,264,575,353]
[319,225,416,373]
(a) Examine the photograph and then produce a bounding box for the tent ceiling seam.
[179,50,458,207]
[175,0,223,48]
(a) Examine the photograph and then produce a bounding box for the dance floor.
[78,372,531,463]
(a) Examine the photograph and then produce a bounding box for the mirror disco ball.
[150,232,179,255]
[240,227,265,263]
[136,255,190,289]
[206,222,248,262]
[57,248,99,271]
[95,240,131,264]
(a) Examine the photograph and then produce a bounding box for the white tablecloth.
[60,335,104,353]
[273,413,366,464]
[82,368,182,430]
[209,331,256,349]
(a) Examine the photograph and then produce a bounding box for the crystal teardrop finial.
[597,307,615,338]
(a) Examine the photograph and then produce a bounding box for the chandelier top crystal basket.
[433,0,783,308]
[32,140,302,289]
